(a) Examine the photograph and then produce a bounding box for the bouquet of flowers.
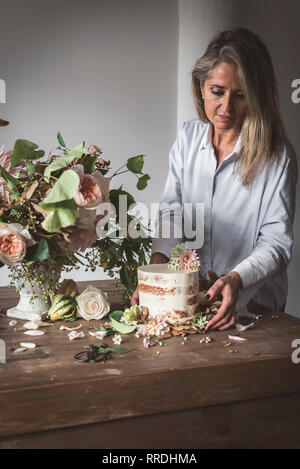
[0,132,152,302]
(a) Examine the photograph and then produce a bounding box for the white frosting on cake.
[138,264,199,325]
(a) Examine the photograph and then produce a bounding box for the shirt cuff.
[232,260,264,290]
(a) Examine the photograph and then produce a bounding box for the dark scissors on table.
[74,344,111,363]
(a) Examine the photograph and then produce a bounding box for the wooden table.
[0,280,300,449]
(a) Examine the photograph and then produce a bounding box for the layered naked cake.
[138,264,200,325]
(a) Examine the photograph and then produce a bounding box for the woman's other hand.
[130,252,169,306]
[130,286,139,306]
[205,271,242,331]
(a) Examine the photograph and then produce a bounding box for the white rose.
[76,285,110,320]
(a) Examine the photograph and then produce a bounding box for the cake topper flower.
[168,243,201,271]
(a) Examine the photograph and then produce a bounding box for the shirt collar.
[199,122,242,157]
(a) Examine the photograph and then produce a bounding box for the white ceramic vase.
[6,280,50,321]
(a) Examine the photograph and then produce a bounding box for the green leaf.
[98,168,109,176]
[109,189,136,212]
[65,142,86,159]
[110,310,125,321]
[44,155,81,181]
[57,131,66,148]
[40,170,80,209]
[24,239,50,265]
[9,190,20,200]
[85,155,98,174]
[104,346,132,354]
[11,139,45,169]
[137,173,150,190]
[41,205,78,233]
[0,164,19,187]
[109,311,137,334]
[126,154,146,174]
[93,344,131,354]
[25,160,35,176]
[31,239,50,262]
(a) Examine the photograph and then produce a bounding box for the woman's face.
[201,61,248,134]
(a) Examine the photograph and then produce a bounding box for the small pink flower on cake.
[168,243,201,271]
[137,316,170,338]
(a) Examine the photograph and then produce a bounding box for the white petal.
[24,330,45,336]
[89,330,107,340]
[236,322,255,332]
[60,324,82,331]
[228,335,248,342]
[14,347,27,353]
[20,342,36,349]
[9,320,17,327]
[68,331,86,341]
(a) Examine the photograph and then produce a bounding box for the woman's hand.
[205,271,242,331]
[130,286,139,306]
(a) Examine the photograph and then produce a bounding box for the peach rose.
[74,173,102,209]
[72,164,110,210]
[0,223,35,266]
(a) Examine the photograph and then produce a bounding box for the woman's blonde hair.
[192,28,286,186]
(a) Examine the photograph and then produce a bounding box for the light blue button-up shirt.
[151,118,298,314]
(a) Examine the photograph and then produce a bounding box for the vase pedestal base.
[6,307,48,321]
[6,282,50,321]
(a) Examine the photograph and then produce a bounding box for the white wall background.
[0,0,178,284]
[177,0,243,127]
[0,0,299,317]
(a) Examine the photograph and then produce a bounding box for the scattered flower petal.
[68,331,86,341]
[143,337,156,348]
[14,347,27,353]
[236,322,255,332]
[24,330,45,336]
[9,320,17,327]
[89,330,107,340]
[60,324,82,331]
[20,342,36,349]
[228,335,248,342]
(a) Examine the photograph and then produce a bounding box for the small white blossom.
[112,334,122,345]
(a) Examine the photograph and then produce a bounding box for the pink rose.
[0,223,35,266]
[69,229,97,253]
[72,164,110,210]
[74,173,102,209]
[0,147,26,201]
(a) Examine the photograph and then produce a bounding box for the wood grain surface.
[0,281,300,447]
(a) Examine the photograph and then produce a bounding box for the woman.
[131,28,298,330]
